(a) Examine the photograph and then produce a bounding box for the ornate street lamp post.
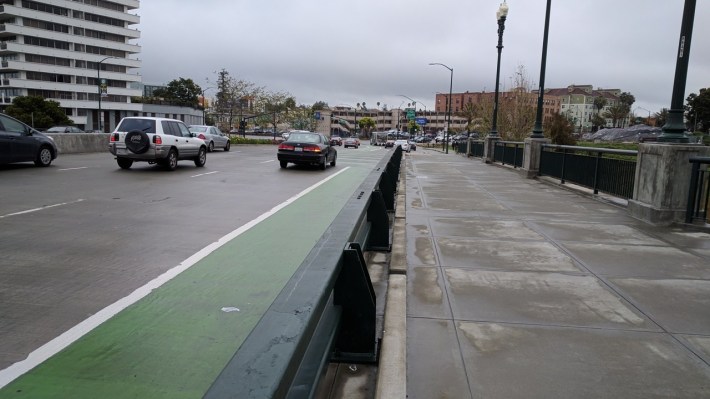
[490,1,508,138]
[531,0,550,138]
[97,56,115,132]
[658,0,696,143]
[429,63,453,154]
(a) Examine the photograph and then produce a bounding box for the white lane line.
[57,167,89,171]
[259,160,275,164]
[0,199,85,219]
[0,166,352,388]
[191,171,220,178]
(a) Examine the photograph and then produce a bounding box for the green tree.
[456,103,477,131]
[213,69,264,131]
[685,88,710,132]
[5,96,73,129]
[546,112,576,145]
[312,101,328,111]
[287,105,318,131]
[603,104,629,128]
[591,114,607,131]
[618,92,635,128]
[654,108,669,127]
[592,96,608,131]
[358,117,376,137]
[257,92,296,132]
[153,77,202,107]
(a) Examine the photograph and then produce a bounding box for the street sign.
[415,117,428,125]
[406,108,416,120]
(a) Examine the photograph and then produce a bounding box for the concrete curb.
[376,155,408,398]
[374,274,407,399]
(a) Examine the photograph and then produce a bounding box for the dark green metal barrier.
[204,146,402,399]
[493,141,524,168]
[686,157,710,223]
[539,144,637,199]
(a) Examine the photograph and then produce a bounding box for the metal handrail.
[540,144,638,198]
[686,157,710,224]
[205,147,402,398]
[494,140,524,168]
[542,144,637,156]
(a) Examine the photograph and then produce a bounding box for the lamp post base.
[658,110,691,143]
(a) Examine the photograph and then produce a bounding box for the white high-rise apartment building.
[0,0,142,131]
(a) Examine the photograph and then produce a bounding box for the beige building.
[314,106,467,137]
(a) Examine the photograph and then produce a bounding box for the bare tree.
[498,65,536,140]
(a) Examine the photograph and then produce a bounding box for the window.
[177,122,192,137]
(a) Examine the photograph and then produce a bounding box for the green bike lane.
[0,162,376,398]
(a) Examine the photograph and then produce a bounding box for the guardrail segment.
[204,147,402,399]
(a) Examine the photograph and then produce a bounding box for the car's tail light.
[278,143,294,150]
[153,135,162,145]
[198,134,206,140]
[110,133,119,142]
[303,145,321,153]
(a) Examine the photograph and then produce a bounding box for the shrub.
[229,137,278,145]
[546,113,577,146]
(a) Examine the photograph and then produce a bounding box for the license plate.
[295,147,303,152]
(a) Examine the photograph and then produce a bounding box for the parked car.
[277,131,337,170]
[330,136,343,146]
[46,126,84,133]
[0,113,58,167]
[408,140,417,151]
[394,139,410,152]
[385,139,395,148]
[108,117,207,170]
[343,137,360,148]
[189,125,230,152]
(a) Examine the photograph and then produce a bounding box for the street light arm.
[429,62,452,72]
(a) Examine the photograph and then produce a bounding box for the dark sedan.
[277,131,337,170]
[0,113,58,167]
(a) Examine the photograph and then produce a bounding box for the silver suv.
[109,117,207,170]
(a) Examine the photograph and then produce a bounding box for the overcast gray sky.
[138,0,709,116]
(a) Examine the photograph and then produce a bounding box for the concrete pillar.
[483,136,500,163]
[628,143,710,225]
[522,137,551,179]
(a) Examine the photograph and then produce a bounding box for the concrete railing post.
[628,143,710,225]
[483,136,500,163]
[522,137,551,178]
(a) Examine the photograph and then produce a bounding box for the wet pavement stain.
[412,267,443,305]
[410,224,429,235]
[414,237,436,265]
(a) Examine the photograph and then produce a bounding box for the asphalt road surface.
[0,142,388,395]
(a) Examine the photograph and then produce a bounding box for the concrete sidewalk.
[403,148,710,398]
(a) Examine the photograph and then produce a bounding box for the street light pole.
[490,1,509,138]
[429,63,453,154]
[202,87,214,127]
[658,0,696,143]
[200,87,214,124]
[97,56,115,132]
[531,0,550,138]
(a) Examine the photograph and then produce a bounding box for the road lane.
[0,144,390,384]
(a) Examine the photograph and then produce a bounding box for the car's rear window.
[117,118,157,133]
[189,126,208,133]
[288,133,320,143]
